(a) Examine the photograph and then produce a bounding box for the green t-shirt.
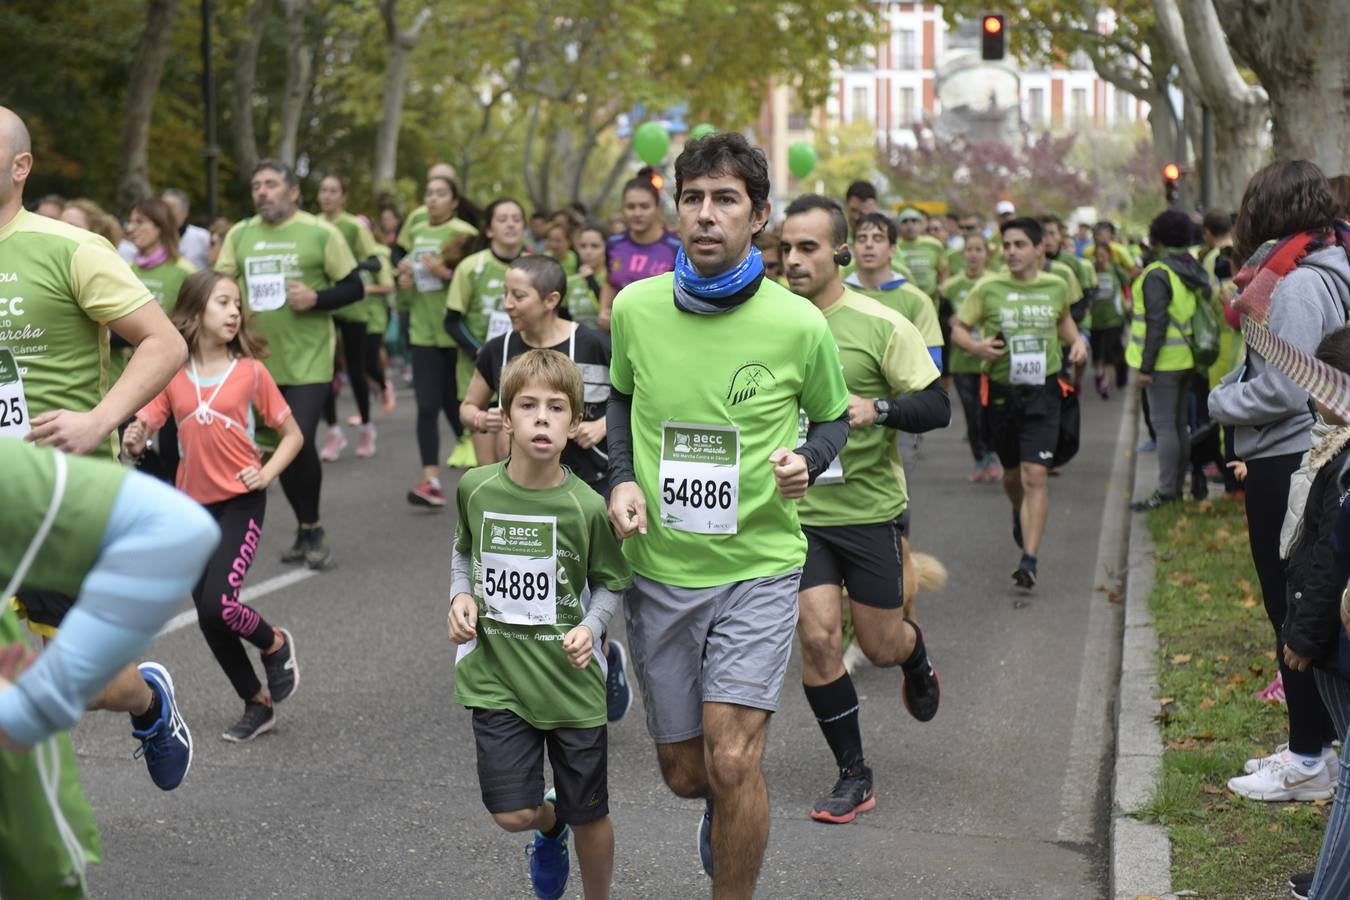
[453,462,633,729]
[940,273,984,375]
[893,236,946,298]
[797,291,939,527]
[609,272,849,587]
[216,210,359,386]
[0,438,127,597]
[364,244,394,336]
[446,247,513,394]
[327,211,382,325]
[406,216,477,348]
[0,209,153,456]
[396,204,429,253]
[1088,266,1126,329]
[845,275,941,349]
[112,256,197,385]
[957,271,1071,385]
[564,271,606,328]
[1045,258,1083,305]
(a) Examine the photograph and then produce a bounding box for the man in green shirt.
[952,217,1087,591]
[843,212,943,370]
[893,207,947,300]
[216,159,363,569]
[0,105,196,793]
[607,133,850,896]
[780,194,946,825]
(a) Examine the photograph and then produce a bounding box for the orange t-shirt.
[137,358,292,505]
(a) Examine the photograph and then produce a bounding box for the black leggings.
[195,491,275,700]
[411,344,463,467]
[953,373,989,463]
[1245,452,1337,754]
[324,320,372,426]
[363,333,387,387]
[279,382,327,525]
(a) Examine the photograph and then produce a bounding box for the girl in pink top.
[124,271,304,743]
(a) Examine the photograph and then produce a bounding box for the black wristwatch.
[872,398,891,426]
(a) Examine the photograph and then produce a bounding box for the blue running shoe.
[133,662,193,791]
[605,640,632,722]
[698,799,714,877]
[527,789,570,900]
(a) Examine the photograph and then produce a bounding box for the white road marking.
[156,568,318,637]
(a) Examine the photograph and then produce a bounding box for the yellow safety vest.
[1126,261,1198,372]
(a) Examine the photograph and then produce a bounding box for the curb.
[1110,385,1174,899]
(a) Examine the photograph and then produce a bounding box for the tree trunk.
[1213,0,1350,176]
[229,0,272,184]
[373,2,431,191]
[116,0,181,211]
[276,0,313,167]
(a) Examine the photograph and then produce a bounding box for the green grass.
[1140,498,1328,899]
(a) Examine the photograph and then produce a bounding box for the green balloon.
[690,123,717,141]
[633,122,671,167]
[788,141,817,179]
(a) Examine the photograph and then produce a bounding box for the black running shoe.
[1290,871,1312,899]
[1012,509,1023,549]
[304,527,331,570]
[280,529,307,564]
[1012,566,1036,590]
[262,627,299,703]
[901,623,940,722]
[809,765,875,824]
[1130,491,1179,512]
[222,701,275,743]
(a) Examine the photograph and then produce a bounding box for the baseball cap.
[995,200,1015,215]
[897,207,924,222]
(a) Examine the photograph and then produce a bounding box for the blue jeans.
[1311,667,1350,898]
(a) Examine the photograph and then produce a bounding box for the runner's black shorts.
[800,516,906,609]
[986,377,1062,469]
[1088,325,1124,365]
[11,590,75,636]
[472,708,608,825]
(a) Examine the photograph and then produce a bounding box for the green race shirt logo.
[483,515,554,559]
[662,426,736,466]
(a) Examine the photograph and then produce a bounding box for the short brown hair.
[1233,160,1337,262]
[500,349,583,425]
[171,270,268,359]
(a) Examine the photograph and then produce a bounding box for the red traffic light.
[1162,162,1181,182]
[650,173,664,191]
[981,13,1006,60]
[983,15,1003,34]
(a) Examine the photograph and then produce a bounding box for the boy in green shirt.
[842,211,943,370]
[893,207,948,300]
[952,217,1086,591]
[448,349,632,900]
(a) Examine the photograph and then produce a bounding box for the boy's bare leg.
[572,817,614,900]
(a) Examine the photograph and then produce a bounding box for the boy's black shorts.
[472,708,608,825]
[986,378,1062,469]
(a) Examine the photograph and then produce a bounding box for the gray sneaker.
[304,527,331,570]
[222,701,275,743]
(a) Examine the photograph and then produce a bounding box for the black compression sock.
[1020,553,1038,573]
[540,815,567,840]
[804,674,864,772]
[130,684,162,731]
[900,619,929,675]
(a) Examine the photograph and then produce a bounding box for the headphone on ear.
[833,245,853,268]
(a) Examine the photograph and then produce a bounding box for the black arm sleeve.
[796,411,850,484]
[390,243,408,267]
[1139,269,1172,373]
[606,387,636,489]
[312,269,365,311]
[443,310,483,355]
[879,378,951,433]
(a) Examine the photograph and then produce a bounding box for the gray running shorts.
[623,569,801,743]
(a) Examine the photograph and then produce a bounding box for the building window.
[898,30,918,70]
[1028,87,1045,126]
[1071,87,1088,128]
[1114,88,1131,124]
[899,87,915,126]
[851,85,870,124]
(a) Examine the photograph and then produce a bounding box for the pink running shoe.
[347,414,363,426]
[1256,673,1286,703]
[382,379,397,414]
[407,480,445,507]
[983,458,1004,482]
[318,426,347,462]
[355,425,376,458]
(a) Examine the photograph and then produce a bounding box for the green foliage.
[814,120,882,201]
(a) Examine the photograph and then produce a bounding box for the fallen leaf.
[1201,783,1222,794]
[1172,653,1193,665]
[1197,500,1212,512]
[1241,595,1260,608]
[1265,650,1277,661]
[1268,823,1280,833]
[1159,697,1176,706]
[1193,732,1214,741]
[1216,654,1230,662]
[1199,697,1216,710]
[1315,798,1333,807]
[1237,578,1253,594]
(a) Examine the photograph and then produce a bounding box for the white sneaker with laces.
[1243,743,1337,775]
[1227,756,1334,801]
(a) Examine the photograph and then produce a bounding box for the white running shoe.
[1227,756,1334,801]
[1243,743,1337,774]
[319,426,347,462]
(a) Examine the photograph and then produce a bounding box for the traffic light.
[637,165,664,192]
[981,14,1005,61]
[1162,162,1181,205]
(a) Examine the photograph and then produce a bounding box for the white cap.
[995,200,1015,215]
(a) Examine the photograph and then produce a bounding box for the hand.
[122,420,148,459]
[973,336,1006,362]
[1227,459,1247,483]
[769,448,810,499]
[608,481,648,537]
[237,466,270,491]
[577,263,595,279]
[845,394,877,428]
[286,281,318,311]
[447,593,478,644]
[27,409,112,455]
[1138,372,1154,388]
[563,625,594,669]
[573,419,605,449]
[1067,338,1088,366]
[477,407,503,433]
[425,256,452,280]
[1283,645,1312,672]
